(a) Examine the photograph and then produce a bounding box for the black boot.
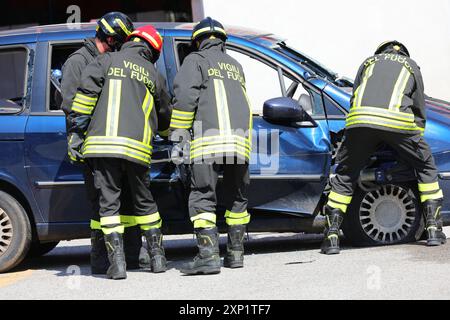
[90,230,109,274]
[180,227,221,275]
[142,228,167,273]
[223,225,246,268]
[423,199,447,246]
[104,232,127,280]
[123,225,142,270]
[321,206,344,255]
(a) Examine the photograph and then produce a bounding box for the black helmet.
[191,17,227,43]
[96,12,134,49]
[375,40,410,57]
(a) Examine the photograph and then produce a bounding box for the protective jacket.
[170,38,252,162]
[61,38,99,129]
[70,41,171,167]
[347,50,426,135]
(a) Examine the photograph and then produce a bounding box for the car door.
[167,37,332,218]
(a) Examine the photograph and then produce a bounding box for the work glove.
[170,129,191,165]
[67,132,84,164]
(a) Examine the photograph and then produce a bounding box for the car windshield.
[249,34,352,86]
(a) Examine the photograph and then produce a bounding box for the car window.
[0,47,27,113]
[48,43,83,111]
[323,94,346,117]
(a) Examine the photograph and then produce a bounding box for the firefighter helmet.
[191,17,227,43]
[126,24,163,53]
[375,40,410,57]
[96,12,134,48]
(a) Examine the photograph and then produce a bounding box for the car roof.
[0,22,278,41]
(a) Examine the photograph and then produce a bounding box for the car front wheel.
[342,184,424,247]
[0,191,31,273]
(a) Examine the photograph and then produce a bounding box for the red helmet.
[126,25,163,53]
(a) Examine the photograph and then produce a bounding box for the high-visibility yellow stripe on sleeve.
[170,118,193,129]
[72,102,94,115]
[141,88,154,145]
[172,109,195,120]
[74,93,97,106]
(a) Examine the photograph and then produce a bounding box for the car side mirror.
[263,97,316,127]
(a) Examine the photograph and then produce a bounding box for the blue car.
[0,22,449,272]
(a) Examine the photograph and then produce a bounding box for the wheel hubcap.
[0,208,13,256]
[359,185,416,243]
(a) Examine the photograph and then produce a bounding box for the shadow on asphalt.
[11,233,329,276]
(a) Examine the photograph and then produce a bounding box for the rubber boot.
[90,230,109,274]
[321,205,344,255]
[142,228,167,273]
[180,227,221,275]
[424,199,447,246]
[223,225,246,268]
[123,225,142,270]
[104,232,127,280]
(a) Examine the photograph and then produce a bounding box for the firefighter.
[170,17,252,275]
[61,12,146,274]
[322,41,446,255]
[68,25,171,279]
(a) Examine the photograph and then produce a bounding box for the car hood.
[424,97,450,155]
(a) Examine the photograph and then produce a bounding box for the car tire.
[342,183,424,247]
[27,241,59,258]
[0,191,32,273]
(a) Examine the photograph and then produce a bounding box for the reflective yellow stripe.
[72,103,94,115]
[115,18,131,36]
[100,216,121,226]
[74,93,97,106]
[193,220,216,229]
[172,109,195,120]
[191,212,216,223]
[85,136,152,155]
[241,85,253,147]
[120,215,137,227]
[346,118,421,131]
[102,225,125,234]
[106,79,122,137]
[170,119,193,129]
[141,221,162,230]
[191,139,251,152]
[354,63,375,107]
[100,18,115,34]
[192,26,226,39]
[83,145,151,164]
[327,200,348,213]
[328,191,352,204]
[418,182,440,192]
[213,79,232,136]
[135,212,161,225]
[141,88,154,146]
[225,210,250,226]
[389,66,411,110]
[348,106,415,121]
[90,219,101,230]
[420,190,444,203]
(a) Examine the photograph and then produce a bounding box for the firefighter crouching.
[170,17,252,275]
[61,12,147,274]
[68,25,171,279]
[322,41,446,255]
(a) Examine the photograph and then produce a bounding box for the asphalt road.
[1,227,450,300]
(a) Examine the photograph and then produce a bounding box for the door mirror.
[263,97,316,127]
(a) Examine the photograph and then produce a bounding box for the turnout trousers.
[88,158,162,234]
[189,159,251,228]
[328,127,443,212]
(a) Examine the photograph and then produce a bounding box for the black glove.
[68,132,84,163]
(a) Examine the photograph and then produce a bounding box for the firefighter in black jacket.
[170,17,252,275]
[61,12,146,274]
[68,25,171,280]
[322,41,446,255]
